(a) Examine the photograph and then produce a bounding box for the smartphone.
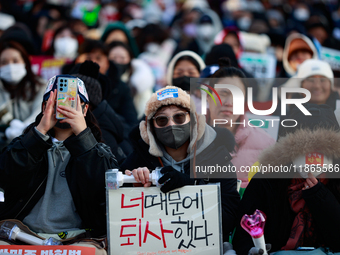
[56,77,78,119]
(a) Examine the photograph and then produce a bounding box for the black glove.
[248,244,271,255]
[158,166,195,193]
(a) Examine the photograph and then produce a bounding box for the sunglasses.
[153,112,189,127]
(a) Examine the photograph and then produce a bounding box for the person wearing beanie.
[280,59,339,118]
[120,85,240,242]
[72,60,128,164]
[0,75,118,252]
[233,104,340,255]
[281,33,318,78]
[166,50,205,114]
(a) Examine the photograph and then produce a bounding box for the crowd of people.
[1,0,340,255]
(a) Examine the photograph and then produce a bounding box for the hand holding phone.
[56,77,78,119]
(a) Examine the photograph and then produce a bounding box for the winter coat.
[0,78,45,126]
[233,128,340,255]
[231,115,276,188]
[122,59,155,119]
[121,124,240,242]
[0,127,118,237]
[92,99,127,164]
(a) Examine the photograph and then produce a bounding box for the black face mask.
[115,63,129,76]
[154,122,191,149]
[172,76,191,91]
[54,121,71,129]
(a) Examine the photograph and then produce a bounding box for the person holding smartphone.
[121,85,240,242]
[0,75,118,254]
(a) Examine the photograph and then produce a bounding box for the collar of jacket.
[259,128,340,166]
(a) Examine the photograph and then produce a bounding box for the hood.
[101,21,139,57]
[139,107,206,158]
[282,33,318,77]
[259,128,340,167]
[195,9,223,54]
[161,124,216,171]
[166,50,206,85]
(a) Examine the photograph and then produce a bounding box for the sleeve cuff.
[34,127,50,141]
[302,181,327,200]
[21,128,52,159]
[64,127,98,157]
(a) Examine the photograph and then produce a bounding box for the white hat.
[296,59,334,88]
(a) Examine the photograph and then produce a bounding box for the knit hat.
[43,75,89,104]
[0,23,36,55]
[296,59,334,88]
[139,86,206,157]
[72,61,103,107]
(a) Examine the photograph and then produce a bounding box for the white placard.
[321,47,340,71]
[246,113,280,140]
[107,185,222,255]
[0,191,3,202]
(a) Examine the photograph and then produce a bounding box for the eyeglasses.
[153,112,189,127]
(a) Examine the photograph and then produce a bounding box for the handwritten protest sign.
[31,56,69,81]
[0,245,95,255]
[321,47,340,71]
[107,185,222,255]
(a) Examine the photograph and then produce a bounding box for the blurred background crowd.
[1,0,340,157]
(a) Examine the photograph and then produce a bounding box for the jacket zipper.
[14,176,47,219]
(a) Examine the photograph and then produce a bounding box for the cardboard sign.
[321,47,340,71]
[31,56,69,81]
[0,245,95,255]
[107,185,222,255]
[246,113,280,140]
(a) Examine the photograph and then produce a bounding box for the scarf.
[282,178,318,250]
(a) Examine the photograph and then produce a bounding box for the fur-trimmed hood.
[259,128,340,166]
[139,85,206,157]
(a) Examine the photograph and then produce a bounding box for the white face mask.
[54,37,78,59]
[197,24,215,40]
[0,63,27,85]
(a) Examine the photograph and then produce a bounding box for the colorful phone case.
[56,77,77,119]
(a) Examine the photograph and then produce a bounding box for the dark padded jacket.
[0,127,118,237]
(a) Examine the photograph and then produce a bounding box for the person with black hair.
[72,60,128,164]
[0,75,118,253]
[233,104,340,255]
[61,39,138,130]
[107,41,155,119]
[121,85,240,243]
[0,40,45,148]
[44,25,79,60]
[208,58,275,188]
